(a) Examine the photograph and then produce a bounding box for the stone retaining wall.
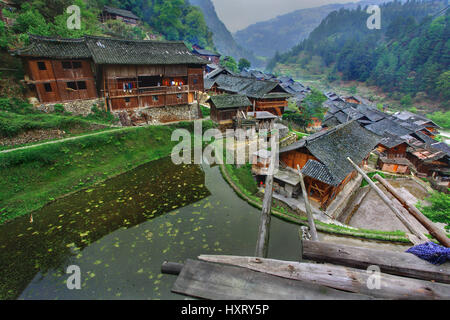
[114,104,200,126]
[36,99,103,116]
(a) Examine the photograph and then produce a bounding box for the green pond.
[0,157,301,300]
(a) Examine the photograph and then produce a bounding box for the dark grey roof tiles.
[208,94,252,109]
[301,160,336,186]
[281,121,380,186]
[14,35,207,66]
[103,6,140,20]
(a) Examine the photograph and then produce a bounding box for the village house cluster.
[322,97,449,192]
[11,26,448,213]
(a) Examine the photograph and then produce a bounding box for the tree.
[220,56,238,73]
[238,58,251,71]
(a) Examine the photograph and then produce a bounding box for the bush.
[0,97,35,114]
[53,104,65,114]
[84,105,116,124]
[418,192,450,231]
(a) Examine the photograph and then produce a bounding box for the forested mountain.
[234,0,390,61]
[188,0,261,67]
[0,0,214,50]
[267,0,449,107]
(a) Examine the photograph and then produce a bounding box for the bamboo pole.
[374,174,450,247]
[297,165,319,241]
[347,157,428,243]
[255,173,274,258]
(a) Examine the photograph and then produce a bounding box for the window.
[62,61,72,69]
[125,97,131,103]
[44,83,52,92]
[77,81,87,90]
[177,93,182,99]
[152,95,159,102]
[193,79,198,84]
[37,62,47,71]
[67,82,77,90]
[62,61,82,69]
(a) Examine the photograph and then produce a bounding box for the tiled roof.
[208,94,252,109]
[379,132,407,148]
[280,121,380,186]
[301,160,335,185]
[365,118,413,137]
[393,111,440,128]
[193,48,220,57]
[84,36,206,65]
[214,74,291,99]
[103,6,140,20]
[13,35,207,65]
[12,35,91,59]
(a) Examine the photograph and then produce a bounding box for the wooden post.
[347,157,428,243]
[297,165,319,241]
[255,173,274,258]
[161,261,184,275]
[374,174,450,247]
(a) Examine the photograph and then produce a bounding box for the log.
[302,240,450,284]
[297,165,319,241]
[374,174,450,248]
[199,255,450,300]
[172,259,372,300]
[161,261,184,275]
[255,173,274,258]
[347,157,428,244]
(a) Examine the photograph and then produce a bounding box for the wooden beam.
[297,165,319,241]
[255,173,274,258]
[347,157,428,244]
[374,174,450,248]
[302,240,450,284]
[199,255,450,300]
[161,261,184,275]
[172,259,372,300]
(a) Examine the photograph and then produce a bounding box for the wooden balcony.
[255,100,288,108]
[108,85,189,98]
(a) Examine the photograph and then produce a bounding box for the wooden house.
[100,6,140,26]
[407,145,449,179]
[208,94,252,126]
[13,35,206,110]
[212,74,292,117]
[393,111,440,137]
[13,36,98,103]
[279,121,380,209]
[192,45,221,65]
[376,133,412,174]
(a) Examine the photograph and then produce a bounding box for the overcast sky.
[211,0,360,32]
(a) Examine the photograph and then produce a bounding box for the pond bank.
[0,158,303,300]
[220,164,412,244]
[0,121,216,224]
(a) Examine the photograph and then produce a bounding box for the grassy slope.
[0,121,214,223]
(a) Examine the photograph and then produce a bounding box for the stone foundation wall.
[114,104,200,126]
[36,99,103,116]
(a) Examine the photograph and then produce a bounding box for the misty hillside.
[234,0,392,61]
[189,0,261,66]
[267,0,449,107]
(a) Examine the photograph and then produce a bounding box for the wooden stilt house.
[279,121,380,209]
[208,94,252,126]
[13,35,206,110]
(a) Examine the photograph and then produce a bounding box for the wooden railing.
[109,85,189,98]
[256,100,288,108]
